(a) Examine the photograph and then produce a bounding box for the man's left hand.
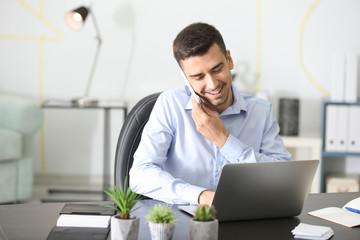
[198,190,215,206]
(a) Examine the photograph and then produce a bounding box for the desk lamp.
[65,5,102,106]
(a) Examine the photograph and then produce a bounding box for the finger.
[191,96,209,117]
[191,96,203,121]
[191,95,200,109]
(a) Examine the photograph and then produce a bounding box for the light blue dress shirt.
[129,85,291,204]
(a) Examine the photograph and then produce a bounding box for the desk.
[42,100,127,200]
[0,193,359,240]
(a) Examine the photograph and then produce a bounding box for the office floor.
[28,174,105,203]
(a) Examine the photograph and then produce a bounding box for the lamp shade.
[65,6,89,30]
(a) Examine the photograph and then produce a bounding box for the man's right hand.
[198,190,215,206]
[191,97,229,148]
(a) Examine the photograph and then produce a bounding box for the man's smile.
[203,85,223,97]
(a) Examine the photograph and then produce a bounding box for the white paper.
[292,223,334,240]
[292,223,333,237]
[343,197,360,211]
[56,214,110,228]
[294,232,333,240]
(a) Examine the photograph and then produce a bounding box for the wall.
[1,0,360,179]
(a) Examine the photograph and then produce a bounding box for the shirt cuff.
[180,184,206,205]
[220,134,256,163]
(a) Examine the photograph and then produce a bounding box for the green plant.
[146,204,176,224]
[103,177,142,219]
[194,205,216,221]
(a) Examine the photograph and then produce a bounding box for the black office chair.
[114,92,161,189]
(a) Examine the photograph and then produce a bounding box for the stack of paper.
[56,214,111,228]
[55,203,115,228]
[291,223,334,240]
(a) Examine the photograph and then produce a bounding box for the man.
[129,22,291,206]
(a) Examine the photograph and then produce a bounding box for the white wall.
[1,0,360,178]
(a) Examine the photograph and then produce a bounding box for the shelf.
[322,151,360,157]
[323,100,360,106]
[320,101,360,193]
[282,136,322,193]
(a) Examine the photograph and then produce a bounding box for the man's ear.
[226,50,234,70]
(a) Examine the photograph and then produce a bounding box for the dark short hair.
[173,22,227,66]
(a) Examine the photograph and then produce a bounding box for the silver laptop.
[179,160,319,222]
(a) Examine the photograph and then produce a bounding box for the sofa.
[0,94,43,203]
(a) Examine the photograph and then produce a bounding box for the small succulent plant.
[194,205,216,222]
[146,204,176,224]
[103,176,142,219]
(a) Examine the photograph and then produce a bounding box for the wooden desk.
[0,193,359,239]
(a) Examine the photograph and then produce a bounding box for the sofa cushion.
[0,94,43,135]
[0,160,17,203]
[0,128,22,161]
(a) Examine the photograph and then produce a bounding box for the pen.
[345,207,360,214]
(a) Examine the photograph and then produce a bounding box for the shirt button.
[217,168,222,172]
[225,155,229,159]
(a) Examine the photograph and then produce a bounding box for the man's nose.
[205,74,217,90]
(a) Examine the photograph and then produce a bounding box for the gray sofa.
[0,94,43,203]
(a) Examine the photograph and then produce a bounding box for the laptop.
[179,160,319,222]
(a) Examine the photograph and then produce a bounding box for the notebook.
[308,197,360,228]
[179,160,319,222]
[56,203,116,228]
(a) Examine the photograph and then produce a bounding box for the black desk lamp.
[65,5,102,106]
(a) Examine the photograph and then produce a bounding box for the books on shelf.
[325,104,347,152]
[325,103,360,153]
[347,105,360,152]
[308,197,360,228]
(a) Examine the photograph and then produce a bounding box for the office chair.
[114,92,161,190]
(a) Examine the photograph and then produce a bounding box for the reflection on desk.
[0,193,359,240]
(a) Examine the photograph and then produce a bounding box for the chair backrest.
[114,92,161,189]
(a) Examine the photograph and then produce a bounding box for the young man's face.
[181,44,234,114]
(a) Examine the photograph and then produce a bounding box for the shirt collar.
[184,84,247,115]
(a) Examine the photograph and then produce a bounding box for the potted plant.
[190,205,218,240]
[104,177,142,240]
[146,204,176,240]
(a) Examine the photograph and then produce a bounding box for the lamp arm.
[84,7,103,98]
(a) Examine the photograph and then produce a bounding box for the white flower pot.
[111,215,139,240]
[189,218,218,240]
[148,222,175,240]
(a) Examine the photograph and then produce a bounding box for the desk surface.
[0,193,359,240]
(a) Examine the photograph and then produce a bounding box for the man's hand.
[198,190,215,206]
[191,97,229,148]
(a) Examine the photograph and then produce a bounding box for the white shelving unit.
[282,136,322,193]
[320,101,360,192]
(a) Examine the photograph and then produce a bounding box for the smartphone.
[180,69,201,104]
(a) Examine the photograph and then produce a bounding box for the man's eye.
[213,68,222,73]
[195,75,205,80]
